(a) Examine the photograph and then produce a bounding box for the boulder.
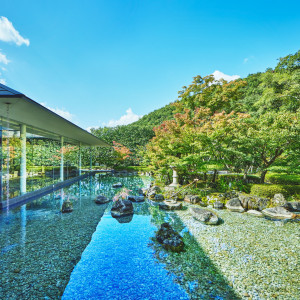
[114,214,133,223]
[262,206,296,219]
[94,195,110,204]
[283,201,300,212]
[147,185,161,195]
[111,199,133,217]
[61,200,73,213]
[184,195,200,204]
[189,207,219,225]
[112,182,123,188]
[154,194,165,201]
[155,223,184,252]
[272,193,287,206]
[213,201,224,209]
[225,198,245,212]
[238,194,269,211]
[159,200,183,210]
[127,195,145,202]
[223,190,238,199]
[247,210,264,217]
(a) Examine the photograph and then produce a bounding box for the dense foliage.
[143,50,300,184]
[131,103,176,126]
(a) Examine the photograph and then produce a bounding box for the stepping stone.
[189,207,219,225]
[159,200,182,210]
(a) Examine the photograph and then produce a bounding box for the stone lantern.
[169,165,180,187]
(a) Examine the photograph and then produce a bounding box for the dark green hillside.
[131,102,176,126]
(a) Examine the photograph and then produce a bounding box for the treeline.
[38,50,298,179]
[141,50,300,183]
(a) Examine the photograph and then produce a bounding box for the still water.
[0,175,238,299]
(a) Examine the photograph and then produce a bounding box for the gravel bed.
[176,205,300,300]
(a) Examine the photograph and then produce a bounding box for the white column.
[60,136,64,181]
[89,146,92,172]
[20,124,27,194]
[79,142,82,176]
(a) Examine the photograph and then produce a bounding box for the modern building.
[0,83,110,209]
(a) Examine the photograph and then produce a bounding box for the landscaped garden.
[0,49,299,299]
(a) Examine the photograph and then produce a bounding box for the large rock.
[272,193,287,206]
[213,201,224,209]
[247,210,264,217]
[114,214,133,223]
[184,195,200,204]
[159,200,183,210]
[111,199,133,217]
[147,185,161,195]
[189,207,219,225]
[225,198,245,212]
[155,223,184,252]
[154,194,165,201]
[112,182,123,188]
[61,200,73,213]
[223,190,238,199]
[127,195,145,202]
[262,206,297,219]
[283,201,300,212]
[94,195,110,204]
[238,194,269,211]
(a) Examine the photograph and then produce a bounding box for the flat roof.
[0,83,110,146]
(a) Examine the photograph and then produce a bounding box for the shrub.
[266,173,300,185]
[250,184,300,198]
[217,174,261,184]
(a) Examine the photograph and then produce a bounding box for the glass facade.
[0,120,82,203]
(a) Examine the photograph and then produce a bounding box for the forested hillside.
[90,50,299,179]
[131,103,176,126]
[143,50,299,183]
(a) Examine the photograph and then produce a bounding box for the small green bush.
[250,184,300,198]
[217,174,261,184]
[266,173,300,185]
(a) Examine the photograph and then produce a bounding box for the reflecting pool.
[0,175,239,299]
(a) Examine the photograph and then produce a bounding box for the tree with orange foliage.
[112,141,131,161]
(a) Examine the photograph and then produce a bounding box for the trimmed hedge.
[250,184,300,198]
[266,173,300,185]
[217,174,261,184]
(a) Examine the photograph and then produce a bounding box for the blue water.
[63,213,188,300]
[0,175,239,299]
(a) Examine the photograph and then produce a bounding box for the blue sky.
[0,0,299,130]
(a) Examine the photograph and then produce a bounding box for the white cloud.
[86,126,94,132]
[40,102,74,121]
[0,51,9,64]
[243,58,249,64]
[104,108,142,127]
[0,78,6,84]
[212,70,240,82]
[0,16,30,46]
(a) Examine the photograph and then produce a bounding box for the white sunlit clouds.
[212,70,240,82]
[0,16,30,84]
[40,102,74,122]
[0,51,9,64]
[104,108,142,127]
[0,17,30,46]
